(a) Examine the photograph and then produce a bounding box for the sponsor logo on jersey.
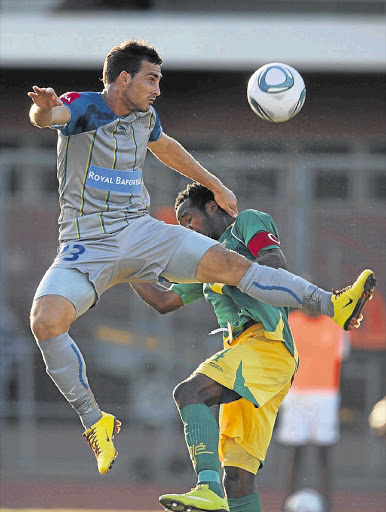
[60,92,81,104]
[86,165,143,194]
[209,362,224,372]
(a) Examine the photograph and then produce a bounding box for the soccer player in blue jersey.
[27,39,374,476]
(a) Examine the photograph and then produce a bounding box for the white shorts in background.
[275,392,340,446]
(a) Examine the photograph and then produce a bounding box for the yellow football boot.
[331,269,376,330]
[83,411,121,475]
[160,484,229,512]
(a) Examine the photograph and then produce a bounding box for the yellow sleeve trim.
[264,313,285,341]
[209,282,225,295]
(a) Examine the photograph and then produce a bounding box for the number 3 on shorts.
[59,243,86,261]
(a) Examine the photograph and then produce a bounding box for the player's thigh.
[161,226,218,284]
[194,243,251,285]
[98,215,218,285]
[33,267,96,321]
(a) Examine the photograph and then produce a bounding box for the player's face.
[124,60,162,112]
[176,199,220,239]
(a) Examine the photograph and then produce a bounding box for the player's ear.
[206,200,218,213]
[119,71,131,84]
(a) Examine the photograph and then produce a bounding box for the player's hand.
[27,86,63,109]
[213,184,238,218]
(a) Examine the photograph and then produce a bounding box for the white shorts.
[275,391,340,446]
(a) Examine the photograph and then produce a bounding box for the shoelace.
[83,427,101,456]
[209,321,233,343]
[332,285,351,297]
[191,484,208,491]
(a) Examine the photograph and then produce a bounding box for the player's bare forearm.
[28,86,70,128]
[29,104,55,128]
[148,134,238,218]
[130,281,183,314]
[256,248,287,270]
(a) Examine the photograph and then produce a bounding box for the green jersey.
[171,209,295,357]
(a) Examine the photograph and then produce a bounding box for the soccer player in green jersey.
[131,183,301,511]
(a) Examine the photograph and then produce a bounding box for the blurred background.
[0,1,385,511]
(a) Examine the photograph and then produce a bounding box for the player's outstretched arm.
[148,133,238,218]
[28,86,70,128]
[130,281,183,314]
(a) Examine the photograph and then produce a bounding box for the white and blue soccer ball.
[247,62,306,123]
[283,488,325,512]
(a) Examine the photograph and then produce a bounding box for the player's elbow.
[273,253,287,270]
[156,289,184,314]
[29,105,54,129]
[29,112,40,128]
[257,248,287,270]
[157,302,181,314]
[29,111,46,129]
[146,297,178,315]
[157,304,171,314]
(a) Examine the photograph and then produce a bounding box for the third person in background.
[276,308,351,512]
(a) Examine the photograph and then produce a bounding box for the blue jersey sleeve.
[57,92,117,136]
[149,108,162,142]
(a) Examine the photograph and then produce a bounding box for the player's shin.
[227,493,262,512]
[180,403,224,498]
[237,264,333,316]
[36,332,101,428]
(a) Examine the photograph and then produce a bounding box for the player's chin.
[135,102,151,113]
[145,100,156,110]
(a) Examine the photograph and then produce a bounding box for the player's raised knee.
[173,379,198,409]
[172,381,186,407]
[30,295,75,340]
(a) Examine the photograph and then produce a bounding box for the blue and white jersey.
[53,91,162,241]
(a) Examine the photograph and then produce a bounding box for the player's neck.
[217,216,234,239]
[101,88,134,117]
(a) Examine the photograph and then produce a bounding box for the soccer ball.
[247,62,306,123]
[284,488,325,512]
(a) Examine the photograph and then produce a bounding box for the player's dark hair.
[102,39,162,85]
[175,182,216,211]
